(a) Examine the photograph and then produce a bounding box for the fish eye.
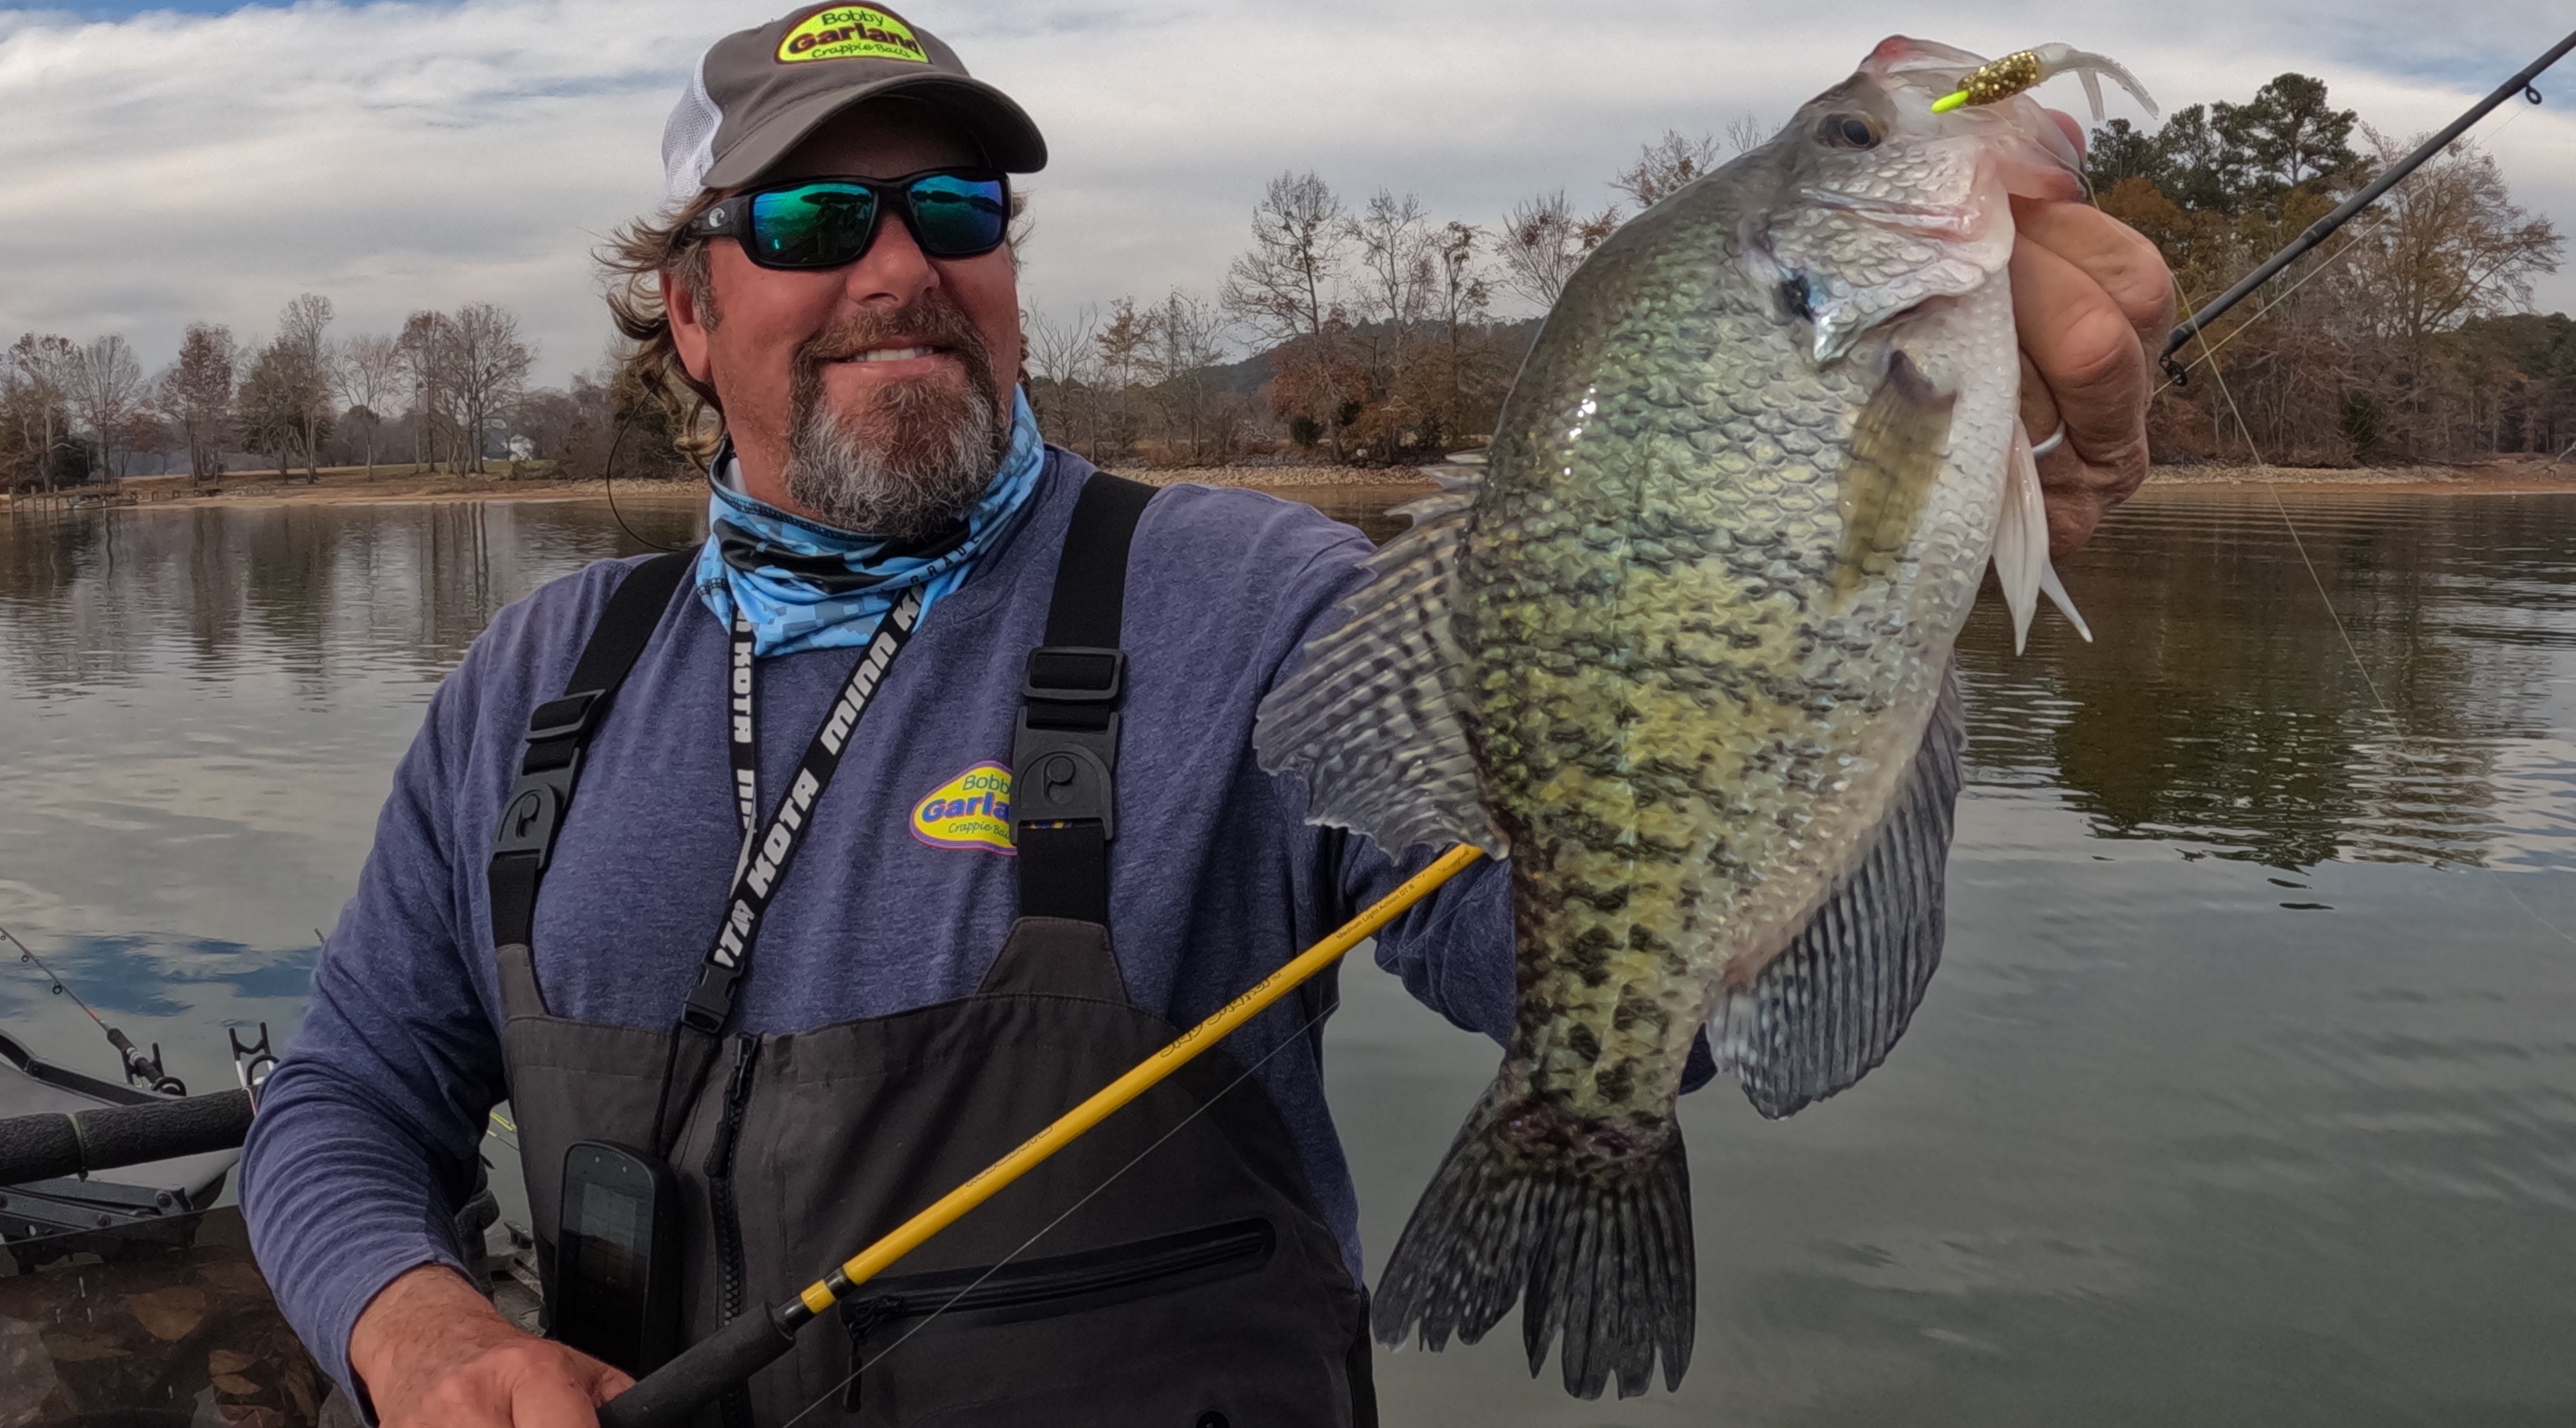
[1822,114,1880,149]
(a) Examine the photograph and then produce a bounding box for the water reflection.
[6,486,2576,1425]
[3,500,702,698]
[1957,491,2576,872]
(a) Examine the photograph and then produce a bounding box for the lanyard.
[678,588,925,1035]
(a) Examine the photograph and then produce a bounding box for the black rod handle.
[0,1088,253,1184]
[595,1302,801,1428]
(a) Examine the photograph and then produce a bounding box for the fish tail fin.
[1374,1089,1695,1399]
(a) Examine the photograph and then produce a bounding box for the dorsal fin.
[1255,470,1504,857]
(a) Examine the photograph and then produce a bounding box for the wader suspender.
[488,550,695,952]
[487,475,1158,1152]
[1014,473,1153,925]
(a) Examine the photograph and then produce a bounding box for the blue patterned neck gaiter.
[695,388,1047,658]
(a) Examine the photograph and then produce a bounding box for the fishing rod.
[2160,25,2576,385]
[1,921,185,1096]
[596,842,1485,1428]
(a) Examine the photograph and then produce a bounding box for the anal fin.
[1714,667,1966,1118]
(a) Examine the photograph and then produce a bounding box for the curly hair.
[600,191,728,466]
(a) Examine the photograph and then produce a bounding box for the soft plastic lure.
[1929,43,2155,121]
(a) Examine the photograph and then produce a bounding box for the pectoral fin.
[1835,351,1956,597]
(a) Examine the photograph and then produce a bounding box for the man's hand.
[351,1265,632,1428]
[2011,114,2178,558]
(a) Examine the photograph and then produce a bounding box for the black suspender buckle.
[1014,646,1125,843]
[524,690,602,748]
[1020,646,1124,711]
[492,690,607,870]
[492,764,579,867]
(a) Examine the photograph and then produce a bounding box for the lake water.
[5,485,2575,1425]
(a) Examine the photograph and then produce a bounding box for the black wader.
[483,477,1372,1426]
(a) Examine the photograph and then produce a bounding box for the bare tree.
[237,341,312,478]
[70,335,146,480]
[1612,129,1726,209]
[1221,171,1354,459]
[2344,131,2563,351]
[447,303,534,473]
[335,332,404,476]
[1428,220,1496,438]
[1023,305,1100,456]
[1345,190,1437,435]
[158,323,237,482]
[398,311,457,471]
[1094,297,1155,458]
[272,294,336,478]
[5,333,81,491]
[1496,190,1619,311]
[1723,111,1772,155]
[1144,289,1233,461]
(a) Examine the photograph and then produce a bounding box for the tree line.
[1024,120,1758,467]
[2090,74,2569,464]
[0,295,575,492]
[1037,77,2567,472]
[12,77,2562,491]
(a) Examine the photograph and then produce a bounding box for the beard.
[779,293,1010,541]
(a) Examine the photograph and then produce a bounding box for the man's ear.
[665,269,715,385]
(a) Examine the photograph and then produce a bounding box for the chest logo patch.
[779,7,929,64]
[912,760,1015,855]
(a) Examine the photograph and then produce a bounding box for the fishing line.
[603,416,690,555]
[2195,329,2576,945]
[779,987,1346,1428]
[2152,206,2396,398]
[2153,96,2539,399]
[2197,339,2391,714]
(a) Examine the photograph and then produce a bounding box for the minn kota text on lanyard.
[683,587,923,1034]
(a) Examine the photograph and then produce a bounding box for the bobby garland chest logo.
[913,761,1014,854]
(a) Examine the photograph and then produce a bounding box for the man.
[241,7,2176,1426]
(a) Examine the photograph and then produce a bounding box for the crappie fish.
[1255,37,2153,1400]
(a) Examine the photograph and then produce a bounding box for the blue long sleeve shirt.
[239,452,1531,1396]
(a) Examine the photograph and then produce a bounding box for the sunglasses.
[688,168,1011,270]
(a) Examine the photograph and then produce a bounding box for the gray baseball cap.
[660,4,1046,205]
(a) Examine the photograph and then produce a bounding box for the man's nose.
[843,213,939,306]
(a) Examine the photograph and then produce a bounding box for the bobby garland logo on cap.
[779,6,929,64]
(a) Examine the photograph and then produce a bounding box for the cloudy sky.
[1,0,2571,386]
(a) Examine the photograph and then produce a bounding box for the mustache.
[796,292,994,373]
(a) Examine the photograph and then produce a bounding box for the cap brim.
[701,73,1047,190]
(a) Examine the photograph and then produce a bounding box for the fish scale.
[1255,33,2150,1402]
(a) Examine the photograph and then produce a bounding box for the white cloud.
[0,0,2570,387]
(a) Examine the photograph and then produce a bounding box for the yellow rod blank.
[797,842,1487,1317]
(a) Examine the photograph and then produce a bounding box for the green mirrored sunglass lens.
[750,185,876,262]
[907,176,1007,254]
